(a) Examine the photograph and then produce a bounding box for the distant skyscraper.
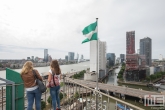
[120,54,125,63]
[159,54,163,61]
[99,41,106,71]
[27,57,30,60]
[107,53,115,66]
[140,37,152,66]
[65,55,68,61]
[106,53,111,61]
[31,56,34,60]
[126,31,135,54]
[81,55,84,59]
[77,53,79,60]
[48,55,52,62]
[68,52,74,61]
[44,49,48,62]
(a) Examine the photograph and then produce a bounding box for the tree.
[47,96,52,105]
[0,63,3,68]
[146,76,150,81]
[74,92,79,99]
[41,101,46,110]
[59,92,63,100]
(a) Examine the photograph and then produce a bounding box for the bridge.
[65,73,161,99]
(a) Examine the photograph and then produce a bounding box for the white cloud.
[0,0,165,59]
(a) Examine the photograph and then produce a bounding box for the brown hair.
[50,60,61,75]
[21,61,33,74]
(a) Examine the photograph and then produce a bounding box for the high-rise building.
[120,54,125,63]
[44,49,48,62]
[126,54,146,81]
[107,53,115,66]
[27,57,30,60]
[140,37,152,66]
[31,56,34,60]
[35,57,39,62]
[81,55,84,59]
[126,31,135,54]
[48,55,52,62]
[159,54,163,61]
[137,49,140,54]
[65,55,68,61]
[90,40,106,74]
[106,53,111,60]
[68,52,74,61]
[99,41,106,71]
[77,53,79,60]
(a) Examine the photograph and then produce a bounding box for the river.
[0,61,90,80]
[104,65,159,110]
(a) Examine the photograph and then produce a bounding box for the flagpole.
[96,18,99,110]
[96,18,99,90]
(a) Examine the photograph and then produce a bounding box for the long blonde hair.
[21,61,33,74]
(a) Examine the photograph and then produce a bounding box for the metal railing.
[0,81,48,110]
[0,78,144,110]
[60,76,144,110]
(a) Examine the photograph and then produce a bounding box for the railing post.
[82,86,83,110]
[86,88,87,109]
[62,74,65,108]
[44,81,46,104]
[12,83,15,110]
[2,87,3,110]
[116,101,117,110]
[79,85,80,110]
[76,84,78,110]
[73,82,74,108]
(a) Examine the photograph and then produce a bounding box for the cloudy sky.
[0,0,165,59]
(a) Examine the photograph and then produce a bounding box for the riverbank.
[117,77,163,87]
[117,80,147,86]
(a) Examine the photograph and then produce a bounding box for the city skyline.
[0,0,165,59]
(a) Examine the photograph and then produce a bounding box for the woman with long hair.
[21,61,43,110]
[48,60,61,110]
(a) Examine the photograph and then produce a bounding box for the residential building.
[68,52,74,61]
[125,54,146,81]
[99,41,106,71]
[140,37,152,66]
[126,31,135,54]
[90,40,106,78]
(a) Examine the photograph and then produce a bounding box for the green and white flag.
[82,21,97,43]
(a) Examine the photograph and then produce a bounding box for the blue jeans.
[50,85,60,110]
[26,88,42,110]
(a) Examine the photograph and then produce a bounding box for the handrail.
[66,78,145,110]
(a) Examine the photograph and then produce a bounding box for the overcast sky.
[0,0,165,59]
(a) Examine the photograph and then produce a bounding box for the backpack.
[47,70,60,88]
